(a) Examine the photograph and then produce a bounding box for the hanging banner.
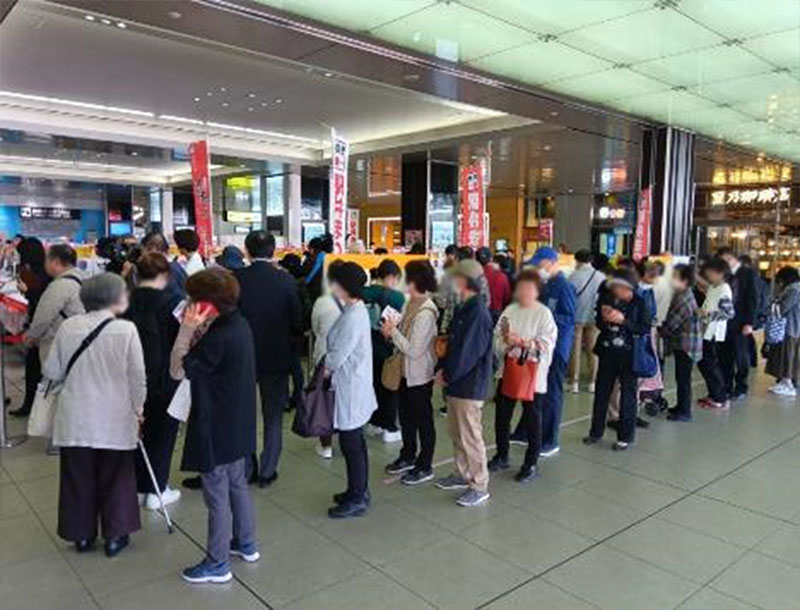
[459,163,486,248]
[188,140,213,257]
[329,130,349,254]
[347,208,360,242]
[633,187,651,260]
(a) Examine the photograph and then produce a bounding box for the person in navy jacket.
[512,247,575,456]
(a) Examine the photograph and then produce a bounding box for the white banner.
[329,130,349,254]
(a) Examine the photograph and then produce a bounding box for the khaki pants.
[447,397,489,493]
[568,323,599,384]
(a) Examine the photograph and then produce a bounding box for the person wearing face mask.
[511,246,574,457]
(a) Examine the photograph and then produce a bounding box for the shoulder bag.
[28,317,114,438]
[292,362,335,438]
[500,348,538,402]
[632,333,659,378]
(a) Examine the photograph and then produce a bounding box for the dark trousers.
[58,447,141,542]
[256,372,288,479]
[699,340,727,403]
[397,380,435,470]
[20,345,41,413]
[495,392,541,468]
[135,400,179,494]
[290,343,304,408]
[369,378,399,432]
[201,458,256,565]
[720,330,750,396]
[589,351,637,443]
[513,355,566,449]
[338,427,369,503]
[673,350,694,417]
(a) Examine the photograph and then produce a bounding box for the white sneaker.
[315,441,333,459]
[773,384,797,397]
[145,486,181,511]
[570,382,580,394]
[382,429,402,443]
[365,424,384,437]
[587,382,595,393]
[539,446,560,458]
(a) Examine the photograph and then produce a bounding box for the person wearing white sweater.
[489,270,558,483]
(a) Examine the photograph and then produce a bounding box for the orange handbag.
[500,349,538,402]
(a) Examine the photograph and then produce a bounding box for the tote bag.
[500,349,538,402]
[292,363,335,438]
[632,334,658,378]
[765,303,787,345]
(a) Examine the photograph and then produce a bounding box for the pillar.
[161,187,174,239]
[285,165,302,248]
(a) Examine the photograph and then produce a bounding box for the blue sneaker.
[181,559,232,584]
[230,539,260,563]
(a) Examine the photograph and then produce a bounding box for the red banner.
[329,131,349,254]
[188,140,213,258]
[633,187,651,261]
[459,163,486,248]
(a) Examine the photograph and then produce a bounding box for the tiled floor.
[3,346,800,610]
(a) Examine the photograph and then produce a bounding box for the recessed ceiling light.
[219,86,227,93]
[193,96,200,102]
[323,72,333,77]
[550,111,559,117]
[84,15,95,21]
[206,91,213,96]
[543,144,552,151]
[247,92,256,98]
[221,101,230,107]
[260,101,269,107]
[116,22,126,29]
[247,107,254,112]
[167,11,182,19]
[131,151,138,156]
[101,18,111,25]
[274,98,283,104]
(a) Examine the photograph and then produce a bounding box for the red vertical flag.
[188,140,213,258]
[459,163,486,248]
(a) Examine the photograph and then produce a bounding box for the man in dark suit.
[718,247,758,400]
[236,231,302,487]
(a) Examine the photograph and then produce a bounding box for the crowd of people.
[6,227,794,585]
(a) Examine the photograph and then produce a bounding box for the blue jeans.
[512,355,567,449]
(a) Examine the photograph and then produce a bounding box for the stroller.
[640,334,668,417]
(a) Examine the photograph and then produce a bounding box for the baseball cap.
[529,246,559,266]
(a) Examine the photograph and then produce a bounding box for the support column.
[285,165,302,247]
[401,152,429,249]
[161,187,174,239]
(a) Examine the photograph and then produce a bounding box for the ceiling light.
[274,98,283,104]
[100,18,111,25]
[206,91,213,96]
[131,151,138,156]
[0,90,154,117]
[116,22,126,29]
[192,97,200,102]
[247,107,254,112]
[221,101,230,107]
[159,114,204,125]
[549,111,559,117]
[84,15,95,21]
[260,101,269,107]
[543,145,552,151]
[219,86,227,93]
[323,72,333,77]
[247,92,256,98]
[205,121,320,144]
[166,11,182,19]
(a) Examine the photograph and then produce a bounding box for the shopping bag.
[632,334,658,378]
[500,350,538,401]
[166,379,192,422]
[381,352,403,391]
[765,303,787,345]
[27,380,60,438]
[292,364,335,438]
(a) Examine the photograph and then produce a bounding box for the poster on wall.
[431,220,454,252]
[188,140,213,257]
[458,163,486,248]
[329,130,349,254]
[633,187,651,260]
[347,208,359,242]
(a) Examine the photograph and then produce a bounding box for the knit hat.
[453,259,484,292]
[329,261,367,299]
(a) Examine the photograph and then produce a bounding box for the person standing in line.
[697,258,734,410]
[567,249,604,394]
[717,247,758,400]
[125,253,182,509]
[46,273,146,557]
[174,228,206,276]
[141,232,187,301]
[489,270,557,483]
[381,260,439,484]
[324,262,378,519]
[435,260,494,507]
[661,264,702,421]
[26,244,85,366]
[766,266,800,397]
[477,246,511,323]
[279,253,310,413]
[9,237,51,418]
[513,246,575,457]
[363,259,406,443]
[302,234,333,302]
[582,269,652,451]
[235,231,302,488]
[171,269,259,584]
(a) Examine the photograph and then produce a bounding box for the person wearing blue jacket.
[435,259,494,508]
[512,247,575,456]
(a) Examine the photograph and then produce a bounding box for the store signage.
[347,208,359,242]
[633,187,651,260]
[225,210,260,223]
[329,130,349,254]
[188,140,213,257]
[459,163,486,249]
[20,207,80,220]
[710,186,790,206]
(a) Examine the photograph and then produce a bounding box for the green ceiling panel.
[546,68,668,102]
[677,0,800,38]
[743,27,800,69]
[615,90,718,122]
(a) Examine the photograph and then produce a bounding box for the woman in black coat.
[170,268,259,584]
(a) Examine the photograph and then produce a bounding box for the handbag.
[434,334,448,359]
[500,349,538,401]
[166,378,192,422]
[381,352,403,391]
[292,362,335,438]
[632,333,659,378]
[765,303,787,345]
[28,317,114,438]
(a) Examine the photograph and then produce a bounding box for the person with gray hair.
[44,272,146,558]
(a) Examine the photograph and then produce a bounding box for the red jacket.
[484,263,511,313]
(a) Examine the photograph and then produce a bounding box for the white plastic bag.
[167,379,191,422]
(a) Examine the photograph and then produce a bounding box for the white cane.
[138,439,174,534]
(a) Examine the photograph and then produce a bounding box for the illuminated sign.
[20,206,80,220]
[225,210,260,223]
[710,186,790,206]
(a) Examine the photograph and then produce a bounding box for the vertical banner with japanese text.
[347,208,360,244]
[633,187,651,260]
[329,130,349,254]
[188,140,213,257]
[459,163,486,248]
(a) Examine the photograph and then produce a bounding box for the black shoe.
[666,408,692,422]
[385,457,415,475]
[328,500,368,519]
[487,455,510,472]
[401,468,434,486]
[104,535,129,557]
[8,406,30,418]
[606,420,620,431]
[333,490,371,506]
[438,406,448,417]
[182,476,202,490]
[636,416,650,429]
[258,472,279,488]
[75,539,95,553]
[582,436,600,445]
[514,466,539,483]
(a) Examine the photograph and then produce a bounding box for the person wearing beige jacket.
[489,270,557,483]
